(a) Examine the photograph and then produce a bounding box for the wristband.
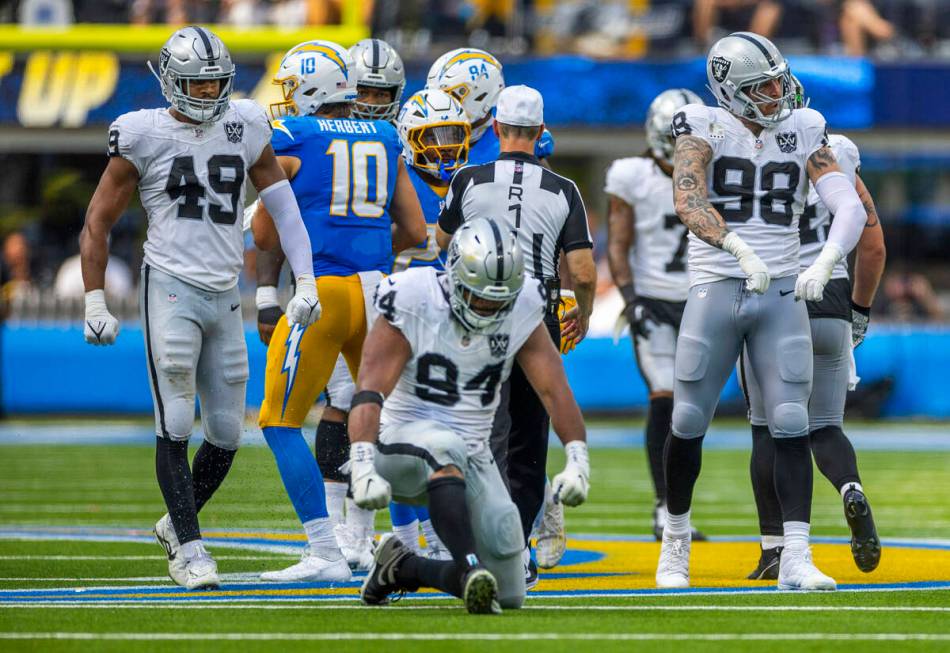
[350,441,376,464]
[851,301,870,317]
[351,390,385,408]
[618,283,637,306]
[84,289,107,312]
[256,286,279,309]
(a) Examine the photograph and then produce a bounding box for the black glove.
[619,283,658,339]
[258,306,283,326]
[851,302,870,348]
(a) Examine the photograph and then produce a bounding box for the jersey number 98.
[326,139,389,218]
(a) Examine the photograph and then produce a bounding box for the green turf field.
[0,427,948,651]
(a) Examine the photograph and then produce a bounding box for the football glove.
[557,290,578,354]
[347,442,392,510]
[622,298,659,340]
[851,302,870,348]
[83,289,119,345]
[256,285,283,345]
[285,273,321,327]
[796,243,844,302]
[552,440,589,507]
[722,232,770,294]
[535,128,555,159]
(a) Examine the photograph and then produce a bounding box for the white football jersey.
[799,134,860,280]
[604,156,688,302]
[673,104,828,286]
[378,267,545,454]
[109,99,272,291]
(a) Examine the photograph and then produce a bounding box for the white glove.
[242,199,259,232]
[285,273,321,327]
[722,232,770,294]
[83,289,119,345]
[347,442,391,510]
[796,243,844,302]
[552,440,590,507]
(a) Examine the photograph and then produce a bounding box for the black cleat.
[844,487,881,573]
[360,533,414,606]
[747,546,782,580]
[463,567,501,614]
[524,552,539,590]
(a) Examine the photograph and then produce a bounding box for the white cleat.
[535,494,566,569]
[656,530,691,589]
[153,514,188,586]
[260,547,353,583]
[778,547,837,591]
[181,542,220,590]
[334,523,375,572]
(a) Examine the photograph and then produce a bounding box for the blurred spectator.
[17,0,72,24]
[876,271,944,322]
[131,0,217,25]
[1,232,32,305]
[693,0,783,48]
[53,253,134,301]
[839,0,896,55]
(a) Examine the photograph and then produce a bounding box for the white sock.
[180,539,204,560]
[665,510,690,537]
[420,519,445,551]
[393,521,421,554]
[840,482,864,499]
[325,482,347,525]
[761,535,785,550]
[344,498,375,537]
[783,521,810,552]
[303,516,343,560]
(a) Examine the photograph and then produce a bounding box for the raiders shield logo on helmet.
[159,48,171,74]
[711,56,731,83]
[776,132,798,153]
[488,334,509,358]
[224,121,244,144]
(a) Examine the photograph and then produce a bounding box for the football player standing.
[605,88,708,542]
[347,218,590,613]
[80,27,319,589]
[656,32,870,591]
[742,76,885,580]
[250,40,425,582]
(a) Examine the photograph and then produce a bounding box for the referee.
[436,85,596,583]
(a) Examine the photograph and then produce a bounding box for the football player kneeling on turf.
[346,218,590,613]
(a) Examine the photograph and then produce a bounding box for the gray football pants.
[741,317,851,431]
[140,265,248,450]
[672,276,813,440]
[375,420,526,609]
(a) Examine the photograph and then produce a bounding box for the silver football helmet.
[148,26,235,123]
[645,88,703,165]
[706,32,793,126]
[445,218,525,333]
[349,38,406,122]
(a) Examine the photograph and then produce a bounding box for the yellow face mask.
[269,76,301,120]
[407,122,471,180]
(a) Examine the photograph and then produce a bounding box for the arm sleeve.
[258,179,313,280]
[815,171,866,256]
[559,181,594,252]
[437,167,472,235]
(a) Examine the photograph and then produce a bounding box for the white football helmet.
[397,89,471,181]
[645,88,703,165]
[149,26,235,123]
[348,38,406,122]
[429,49,504,141]
[425,49,459,88]
[270,40,356,119]
[706,32,793,126]
[445,217,525,333]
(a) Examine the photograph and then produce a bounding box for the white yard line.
[0,632,948,642]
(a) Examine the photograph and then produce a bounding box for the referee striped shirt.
[438,151,593,282]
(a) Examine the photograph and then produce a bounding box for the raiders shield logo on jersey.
[776,132,798,153]
[488,334,509,358]
[224,121,244,144]
[710,56,731,83]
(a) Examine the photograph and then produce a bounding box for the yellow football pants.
[259,274,369,428]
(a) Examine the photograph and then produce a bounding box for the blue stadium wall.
[3,325,947,418]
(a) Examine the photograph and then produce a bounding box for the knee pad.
[671,402,706,439]
[315,420,350,481]
[220,338,249,385]
[771,402,809,438]
[202,411,242,451]
[479,500,524,559]
[674,335,710,382]
[777,336,813,383]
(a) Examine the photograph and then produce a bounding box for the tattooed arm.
[851,174,886,308]
[672,135,728,247]
[805,145,844,183]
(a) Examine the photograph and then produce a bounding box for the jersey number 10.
[326,139,389,218]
